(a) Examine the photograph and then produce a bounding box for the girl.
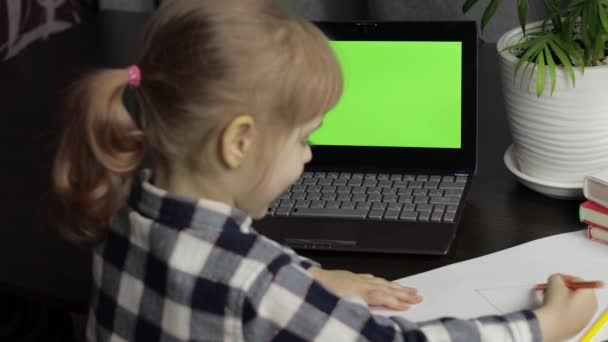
[53,0,596,341]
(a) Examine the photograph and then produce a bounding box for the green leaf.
[542,0,562,31]
[515,44,543,91]
[559,41,585,71]
[572,0,587,9]
[544,46,557,95]
[520,55,536,90]
[562,8,581,43]
[579,1,599,65]
[566,0,587,11]
[548,40,576,86]
[580,2,591,46]
[536,50,546,97]
[500,38,538,53]
[599,2,608,32]
[518,0,529,35]
[527,61,538,93]
[514,42,544,78]
[592,32,607,61]
[481,0,503,31]
[462,0,480,14]
[587,1,600,37]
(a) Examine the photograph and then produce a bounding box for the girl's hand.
[308,267,423,311]
[534,274,597,342]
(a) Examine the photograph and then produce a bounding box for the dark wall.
[0,0,92,61]
[98,0,551,42]
[276,0,549,43]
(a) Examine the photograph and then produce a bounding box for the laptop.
[255,21,478,255]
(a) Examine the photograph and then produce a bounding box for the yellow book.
[581,307,608,342]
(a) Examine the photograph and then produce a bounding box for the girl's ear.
[219,115,255,169]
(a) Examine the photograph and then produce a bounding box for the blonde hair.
[52,0,343,244]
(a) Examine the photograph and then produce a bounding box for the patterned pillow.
[0,0,84,61]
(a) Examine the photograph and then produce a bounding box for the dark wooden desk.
[0,11,583,310]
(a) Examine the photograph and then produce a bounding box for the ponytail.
[52,69,146,245]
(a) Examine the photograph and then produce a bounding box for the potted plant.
[463,0,608,197]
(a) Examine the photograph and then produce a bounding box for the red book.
[587,224,608,245]
[580,200,608,228]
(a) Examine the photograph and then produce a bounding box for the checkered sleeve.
[280,244,321,270]
[241,256,542,342]
[260,235,321,270]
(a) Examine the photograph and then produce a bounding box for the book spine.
[588,226,608,245]
[581,200,608,214]
[580,201,608,228]
[588,197,608,209]
[582,221,608,231]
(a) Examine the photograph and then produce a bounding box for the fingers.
[548,274,586,290]
[548,274,575,285]
[395,289,424,304]
[365,288,411,311]
[347,273,424,310]
[361,283,423,310]
[364,276,422,298]
[368,276,417,291]
[557,273,583,282]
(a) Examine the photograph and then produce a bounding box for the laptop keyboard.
[267,172,467,222]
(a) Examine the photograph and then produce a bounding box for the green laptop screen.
[309,41,462,148]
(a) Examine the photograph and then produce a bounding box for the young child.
[53,0,597,341]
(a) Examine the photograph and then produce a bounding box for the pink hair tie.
[127,65,141,87]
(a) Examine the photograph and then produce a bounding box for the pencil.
[581,308,608,342]
[534,280,604,291]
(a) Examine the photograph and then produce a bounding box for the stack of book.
[580,170,608,245]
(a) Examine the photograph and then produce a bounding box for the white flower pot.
[497,20,608,185]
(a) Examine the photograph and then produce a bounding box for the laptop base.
[254,216,460,255]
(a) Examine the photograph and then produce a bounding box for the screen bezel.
[308,21,478,175]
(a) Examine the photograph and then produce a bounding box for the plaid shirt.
[87,170,542,341]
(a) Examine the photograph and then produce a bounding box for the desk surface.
[0,11,583,309]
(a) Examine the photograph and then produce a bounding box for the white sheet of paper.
[475,285,544,314]
[372,230,608,342]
